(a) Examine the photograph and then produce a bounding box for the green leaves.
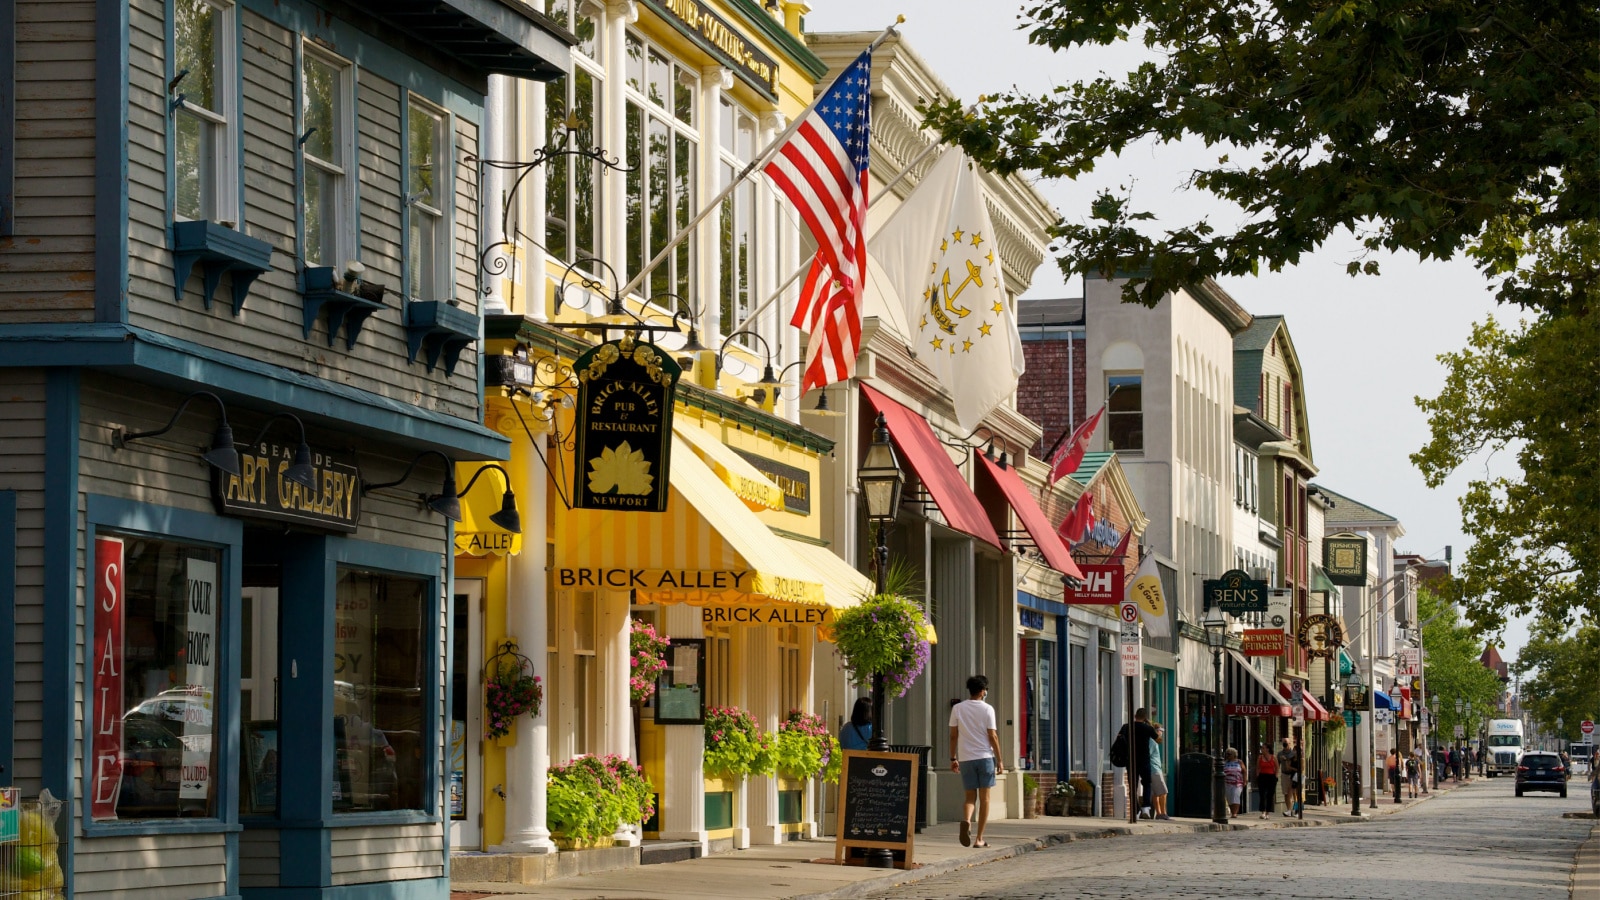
[1511,619,1600,741]
[921,0,1599,311]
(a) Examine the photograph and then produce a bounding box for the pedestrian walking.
[948,675,1003,849]
[1278,738,1300,816]
[1412,746,1430,794]
[1255,743,1278,819]
[1148,726,1171,820]
[839,697,872,751]
[1449,747,1462,781]
[1110,708,1162,820]
[1386,749,1402,802]
[1406,749,1421,798]
[1224,748,1245,818]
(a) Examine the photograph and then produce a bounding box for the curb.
[791,787,1457,900]
[1574,820,1600,900]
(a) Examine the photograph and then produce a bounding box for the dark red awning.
[976,455,1083,580]
[861,385,999,547]
[1279,683,1331,722]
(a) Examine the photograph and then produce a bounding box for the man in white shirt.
[948,674,1004,848]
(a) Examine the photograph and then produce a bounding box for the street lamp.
[1430,696,1440,789]
[856,413,903,870]
[1204,604,1229,825]
[1346,669,1367,817]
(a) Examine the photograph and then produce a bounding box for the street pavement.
[865,776,1596,899]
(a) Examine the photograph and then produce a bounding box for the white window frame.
[171,0,239,226]
[717,96,758,339]
[543,1,604,271]
[299,43,356,270]
[405,95,453,304]
[622,31,698,309]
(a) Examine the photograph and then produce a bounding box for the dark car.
[1590,774,1598,815]
[1515,751,1567,798]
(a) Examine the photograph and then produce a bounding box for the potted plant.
[1022,773,1040,818]
[483,641,542,741]
[703,706,774,780]
[546,754,655,850]
[829,590,933,699]
[629,619,670,703]
[1044,780,1075,816]
[772,710,842,782]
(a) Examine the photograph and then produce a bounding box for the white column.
[525,78,549,321]
[482,75,509,314]
[605,591,639,845]
[660,603,708,853]
[746,625,780,845]
[698,66,731,350]
[496,431,556,854]
[605,1,635,298]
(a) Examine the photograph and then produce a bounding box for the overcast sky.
[807,1,1529,657]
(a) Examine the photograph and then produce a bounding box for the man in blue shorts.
[949,675,1005,848]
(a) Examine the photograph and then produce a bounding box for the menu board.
[834,750,919,867]
[654,638,705,725]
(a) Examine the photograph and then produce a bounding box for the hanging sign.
[1267,589,1293,630]
[731,449,812,514]
[213,441,360,532]
[91,536,126,820]
[1241,629,1287,657]
[1064,564,1124,605]
[1203,568,1268,614]
[572,337,682,512]
[1323,533,1368,586]
[1397,647,1420,676]
[1297,613,1346,658]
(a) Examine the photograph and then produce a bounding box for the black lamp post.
[1430,696,1440,789]
[1346,670,1366,816]
[856,412,903,869]
[1203,604,1229,825]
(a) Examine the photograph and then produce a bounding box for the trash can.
[1172,752,1215,819]
[889,744,931,832]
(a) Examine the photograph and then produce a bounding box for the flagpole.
[742,132,948,337]
[616,17,904,301]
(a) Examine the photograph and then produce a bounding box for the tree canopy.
[1411,309,1599,632]
[1417,583,1508,740]
[923,0,1598,314]
[1510,617,1599,746]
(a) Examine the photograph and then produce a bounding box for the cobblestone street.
[867,778,1597,899]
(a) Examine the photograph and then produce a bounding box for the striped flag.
[765,50,872,392]
[1058,489,1095,545]
[1047,405,1104,485]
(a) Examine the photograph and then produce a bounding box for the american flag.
[765,50,872,392]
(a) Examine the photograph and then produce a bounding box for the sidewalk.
[450,780,1465,900]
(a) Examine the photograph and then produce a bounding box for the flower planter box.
[551,833,616,852]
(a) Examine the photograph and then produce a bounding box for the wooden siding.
[0,1,97,323]
[453,117,481,321]
[123,4,482,423]
[74,374,452,890]
[73,833,228,898]
[238,828,279,888]
[0,370,48,792]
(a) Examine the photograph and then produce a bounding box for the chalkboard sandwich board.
[835,750,919,868]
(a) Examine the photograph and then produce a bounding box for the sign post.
[1118,601,1141,823]
[835,751,919,868]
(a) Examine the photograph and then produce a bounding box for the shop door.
[450,580,484,849]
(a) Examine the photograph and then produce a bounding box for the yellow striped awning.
[454,463,522,557]
[673,421,786,512]
[556,434,827,617]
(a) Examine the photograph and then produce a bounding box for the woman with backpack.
[1254,743,1278,819]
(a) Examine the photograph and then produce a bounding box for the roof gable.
[1313,484,1403,529]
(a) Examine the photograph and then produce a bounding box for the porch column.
[746,624,780,845]
[497,432,556,853]
[660,603,708,853]
[605,590,639,845]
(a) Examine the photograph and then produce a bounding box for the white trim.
[299,42,357,270]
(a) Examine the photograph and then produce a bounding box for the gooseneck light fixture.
[249,412,317,489]
[456,463,522,534]
[363,449,462,522]
[113,390,241,476]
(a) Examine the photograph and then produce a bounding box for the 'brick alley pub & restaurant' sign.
[572,337,682,513]
[212,441,360,532]
[1203,568,1269,614]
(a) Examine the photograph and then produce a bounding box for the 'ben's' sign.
[1203,568,1268,614]
[572,337,682,512]
[212,441,360,532]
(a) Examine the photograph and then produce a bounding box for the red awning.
[1279,683,1331,722]
[861,385,999,546]
[976,455,1083,580]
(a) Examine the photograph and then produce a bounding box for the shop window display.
[106,534,223,820]
[333,568,428,812]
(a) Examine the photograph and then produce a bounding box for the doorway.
[450,579,484,849]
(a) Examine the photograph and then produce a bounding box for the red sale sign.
[1065,564,1124,605]
[91,536,125,820]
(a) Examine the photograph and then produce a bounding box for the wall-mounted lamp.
[250,412,318,489]
[457,464,522,533]
[982,437,1009,470]
[362,449,462,522]
[113,390,241,476]
[804,387,843,417]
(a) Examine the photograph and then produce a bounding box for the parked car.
[1514,751,1567,798]
[117,714,184,816]
[1590,773,1599,816]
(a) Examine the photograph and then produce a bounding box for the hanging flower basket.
[483,640,542,741]
[630,619,671,703]
[830,593,932,698]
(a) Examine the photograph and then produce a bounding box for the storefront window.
[333,568,427,813]
[109,535,223,820]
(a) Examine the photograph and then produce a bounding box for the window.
[172,0,236,224]
[1106,374,1143,452]
[572,591,596,756]
[777,625,802,718]
[301,48,353,269]
[333,568,427,812]
[543,1,602,268]
[718,99,758,337]
[624,34,696,305]
[705,621,731,710]
[406,98,449,303]
[1282,382,1293,438]
[105,535,224,820]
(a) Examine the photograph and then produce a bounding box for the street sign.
[1454,724,1465,738]
[1203,569,1269,614]
[1119,610,1142,676]
[1119,601,1140,624]
[1582,720,1595,736]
